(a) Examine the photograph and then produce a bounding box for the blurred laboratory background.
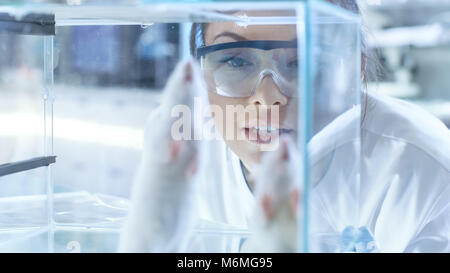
[362,0,450,127]
[0,23,180,199]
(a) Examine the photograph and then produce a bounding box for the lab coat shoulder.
[363,92,450,173]
[308,92,450,252]
[362,93,450,252]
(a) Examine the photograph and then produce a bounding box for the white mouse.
[243,137,302,253]
[118,58,204,252]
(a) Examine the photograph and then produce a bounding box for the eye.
[287,59,298,68]
[220,56,253,68]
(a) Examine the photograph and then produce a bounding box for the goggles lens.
[199,41,299,98]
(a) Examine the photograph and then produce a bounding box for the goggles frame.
[195,40,298,58]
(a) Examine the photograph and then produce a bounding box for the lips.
[244,126,295,144]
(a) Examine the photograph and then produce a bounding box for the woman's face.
[203,11,298,172]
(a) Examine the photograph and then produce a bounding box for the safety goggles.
[196,40,299,98]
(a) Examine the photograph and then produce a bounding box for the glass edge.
[310,0,361,24]
[0,1,307,25]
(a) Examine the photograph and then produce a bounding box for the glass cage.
[0,0,361,253]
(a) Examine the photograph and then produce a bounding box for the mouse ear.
[280,136,290,161]
[184,60,193,83]
[261,193,274,221]
[184,57,207,94]
[185,154,198,179]
[169,140,183,162]
[168,57,204,88]
[164,59,201,118]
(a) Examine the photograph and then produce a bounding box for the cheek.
[208,93,247,132]
[280,99,298,126]
[207,93,224,129]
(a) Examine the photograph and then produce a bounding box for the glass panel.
[0,167,49,252]
[305,1,362,253]
[195,7,303,253]
[0,26,52,251]
[0,33,46,164]
[47,3,306,253]
[51,24,176,252]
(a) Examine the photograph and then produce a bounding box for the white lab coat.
[194,92,450,253]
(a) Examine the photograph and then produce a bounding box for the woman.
[120,0,450,253]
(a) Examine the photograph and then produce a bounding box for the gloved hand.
[243,136,302,253]
[118,58,205,252]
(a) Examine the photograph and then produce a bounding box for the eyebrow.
[213,32,249,42]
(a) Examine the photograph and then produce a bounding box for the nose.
[248,74,289,106]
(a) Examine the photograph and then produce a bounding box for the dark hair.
[189,0,381,86]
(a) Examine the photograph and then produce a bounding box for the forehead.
[204,10,297,45]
